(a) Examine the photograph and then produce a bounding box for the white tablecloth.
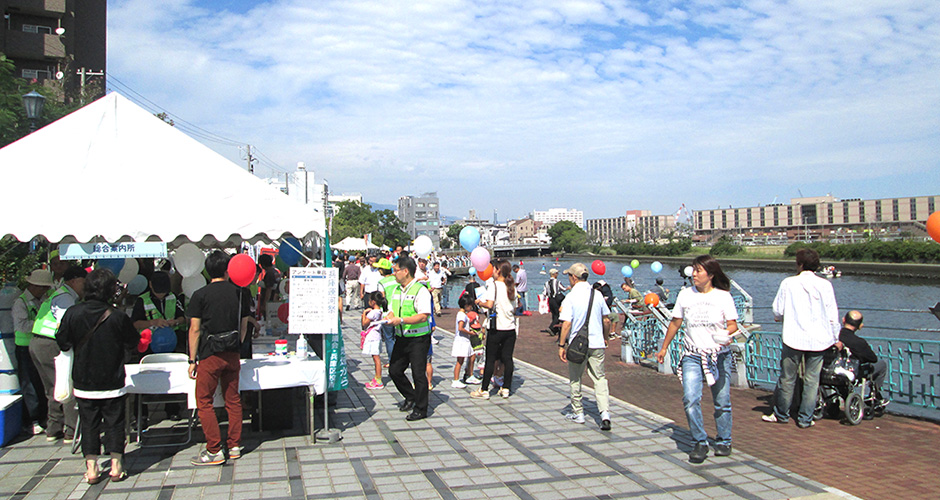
[124,356,325,408]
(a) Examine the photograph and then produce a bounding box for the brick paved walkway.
[0,308,889,499]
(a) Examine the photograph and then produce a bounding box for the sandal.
[110,470,128,482]
[84,470,103,485]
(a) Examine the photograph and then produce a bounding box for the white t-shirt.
[455,310,470,334]
[359,268,381,294]
[670,287,739,351]
[559,281,611,349]
[428,269,446,289]
[481,280,517,331]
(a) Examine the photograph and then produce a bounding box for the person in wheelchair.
[828,311,889,411]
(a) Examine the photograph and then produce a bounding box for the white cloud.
[107,0,940,220]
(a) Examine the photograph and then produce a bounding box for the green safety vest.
[390,280,430,337]
[31,286,74,339]
[140,292,178,324]
[378,275,399,297]
[14,292,40,347]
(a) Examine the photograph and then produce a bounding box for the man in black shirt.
[187,251,251,466]
[838,311,888,409]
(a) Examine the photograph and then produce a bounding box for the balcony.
[4,0,66,16]
[3,30,64,60]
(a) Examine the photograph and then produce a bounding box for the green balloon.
[275,255,289,273]
[631,259,640,269]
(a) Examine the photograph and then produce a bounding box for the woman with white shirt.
[656,255,738,464]
[470,259,518,400]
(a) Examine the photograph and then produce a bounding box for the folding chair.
[135,353,196,447]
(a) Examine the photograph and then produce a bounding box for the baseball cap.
[467,311,481,329]
[563,263,589,278]
[372,258,392,270]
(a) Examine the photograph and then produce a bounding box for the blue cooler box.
[0,395,22,447]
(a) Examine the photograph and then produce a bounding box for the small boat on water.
[540,263,546,274]
[819,265,842,278]
[552,257,560,267]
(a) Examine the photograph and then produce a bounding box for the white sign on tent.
[287,268,339,335]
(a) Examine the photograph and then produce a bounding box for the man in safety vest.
[131,271,187,345]
[386,256,433,421]
[11,269,53,434]
[29,265,86,443]
[374,258,398,358]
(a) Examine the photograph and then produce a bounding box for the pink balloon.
[227,254,256,287]
[470,247,491,273]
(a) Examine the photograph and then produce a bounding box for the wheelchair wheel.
[843,392,864,425]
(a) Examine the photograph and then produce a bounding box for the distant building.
[532,208,583,228]
[586,209,677,244]
[263,162,327,216]
[508,218,542,244]
[327,193,363,217]
[0,0,106,100]
[398,192,440,247]
[693,194,939,243]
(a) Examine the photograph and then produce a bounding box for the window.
[910,199,917,220]
[892,199,899,221]
[23,24,54,34]
[428,203,438,207]
[22,69,51,80]
[416,203,424,208]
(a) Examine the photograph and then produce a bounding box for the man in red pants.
[187,251,251,465]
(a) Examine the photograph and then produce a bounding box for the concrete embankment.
[567,254,940,279]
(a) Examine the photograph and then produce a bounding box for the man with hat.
[30,265,86,443]
[542,268,566,336]
[558,263,612,431]
[11,269,53,434]
[654,278,670,304]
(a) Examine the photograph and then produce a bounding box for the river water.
[444,256,940,341]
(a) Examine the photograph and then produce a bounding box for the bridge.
[490,243,549,257]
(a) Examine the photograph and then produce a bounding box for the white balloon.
[118,258,139,284]
[127,274,148,295]
[413,235,434,259]
[683,265,694,278]
[173,243,205,278]
[182,274,207,298]
[279,279,289,296]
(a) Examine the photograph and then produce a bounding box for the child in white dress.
[361,291,387,389]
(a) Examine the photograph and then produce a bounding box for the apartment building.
[398,193,440,247]
[532,208,583,228]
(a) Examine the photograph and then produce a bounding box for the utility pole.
[76,68,105,106]
[245,144,256,174]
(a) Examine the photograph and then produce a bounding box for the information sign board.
[288,267,339,335]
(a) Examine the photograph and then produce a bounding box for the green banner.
[323,229,349,391]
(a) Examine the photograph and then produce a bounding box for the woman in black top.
[57,269,140,484]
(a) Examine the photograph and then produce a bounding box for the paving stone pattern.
[0,310,855,500]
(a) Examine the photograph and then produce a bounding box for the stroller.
[814,348,885,425]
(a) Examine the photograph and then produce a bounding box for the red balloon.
[227,254,256,287]
[277,302,289,324]
[591,260,606,275]
[478,263,494,281]
[644,293,660,307]
[927,211,940,244]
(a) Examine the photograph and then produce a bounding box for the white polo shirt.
[559,281,610,349]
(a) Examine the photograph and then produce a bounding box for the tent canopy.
[0,92,325,247]
[331,237,379,252]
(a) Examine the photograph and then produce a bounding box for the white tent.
[331,237,379,252]
[0,92,325,246]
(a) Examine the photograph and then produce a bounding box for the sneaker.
[62,436,74,445]
[465,375,482,384]
[366,379,384,389]
[796,420,815,429]
[689,442,709,463]
[45,433,62,442]
[229,446,242,460]
[498,388,510,399]
[431,337,440,345]
[565,412,585,424]
[469,389,490,400]
[31,423,44,435]
[874,398,890,410]
[191,449,226,466]
[451,380,467,388]
[761,414,787,424]
[714,444,732,456]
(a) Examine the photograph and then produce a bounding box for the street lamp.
[21,91,46,132]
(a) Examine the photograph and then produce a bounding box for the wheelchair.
[814,350,885,425]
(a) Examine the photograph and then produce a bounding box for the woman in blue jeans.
[656,255,739,463]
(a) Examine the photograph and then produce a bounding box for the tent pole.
[315,229,341,444]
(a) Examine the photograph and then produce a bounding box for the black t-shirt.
[261,265,279,290]
[186,281,251,359]
[57,301,139,392]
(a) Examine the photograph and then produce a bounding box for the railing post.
[729,343,748,387]
[622,328,634,364]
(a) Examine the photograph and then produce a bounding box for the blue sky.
[107,1,940,221]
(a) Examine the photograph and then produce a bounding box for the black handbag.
[565,287,595,364]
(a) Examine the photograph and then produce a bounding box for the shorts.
[362,339,381,356]
[427,343,433,361]
[451,335,474,358]
[608,311,619,324]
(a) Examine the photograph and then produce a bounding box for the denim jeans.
[681,351,732,446]
[773,345,825,426]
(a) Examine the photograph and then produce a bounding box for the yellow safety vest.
[390,280,430,337]
[14,292,39,347]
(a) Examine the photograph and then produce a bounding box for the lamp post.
[21,91,46,133]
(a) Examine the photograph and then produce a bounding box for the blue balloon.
[96,259,124,275]
[468,267,477,276]
[651,261,663,273]
[280,237,302,266]
[150,327,177,353]
[459,226,481,252]
[621,265,633,278]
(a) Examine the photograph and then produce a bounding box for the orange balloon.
[927,211,940,244]
[478,263,494,281]
[644,293,660,307]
